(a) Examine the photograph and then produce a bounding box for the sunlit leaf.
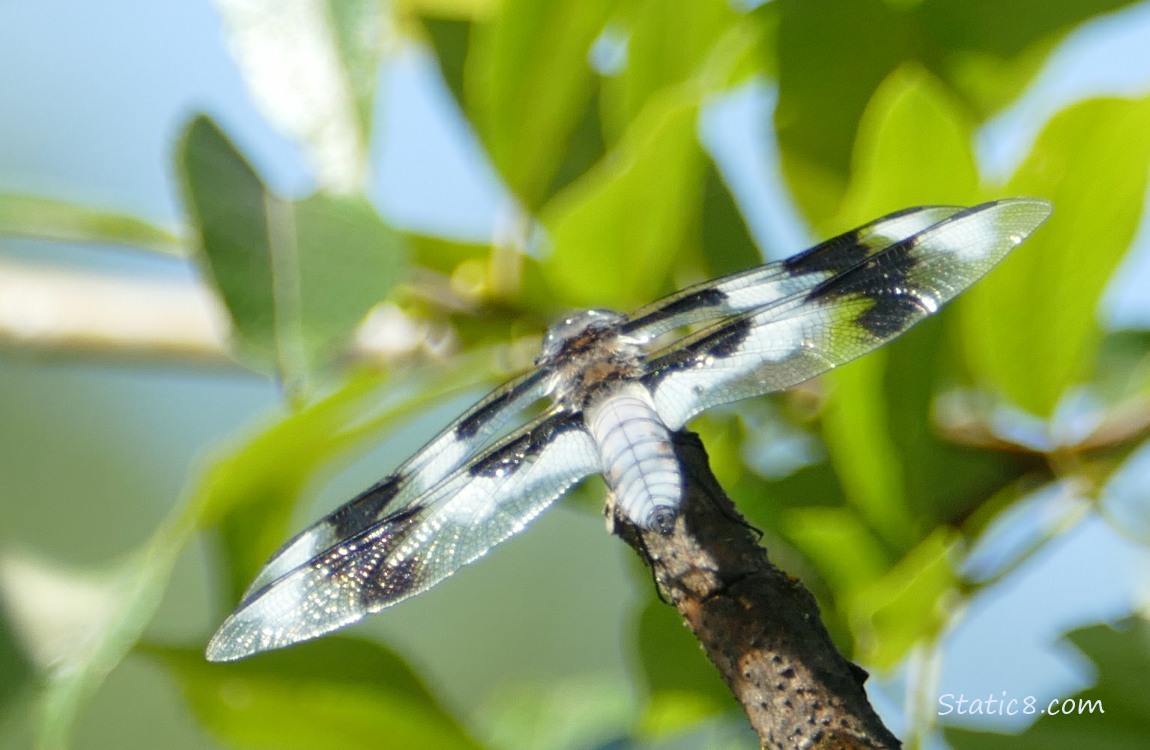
[963,96,1150,417]
[211,0,385,190]
[145,638,483,750]
[178,115,406,390]
[398,0,500,21]
[774,0,918,217]
[0,193,182,256]
[773,0,1140,217]
[834,65,980,224]
[599,0,741,142]
[946,618,1150,749]
[540,88,704,308]
[919,0,1142,115]
[15,518,198,750]
[479,675,634,750]
[465,0,615,208]
[850,528,961,669]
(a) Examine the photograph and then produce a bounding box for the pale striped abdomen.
[585,382,682,533]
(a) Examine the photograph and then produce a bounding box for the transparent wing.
[645,199,1052,429]
[243,369,550,597]
[207,410,599,661]
[621,205,968,339]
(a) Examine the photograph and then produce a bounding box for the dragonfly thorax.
[538,308,649,408]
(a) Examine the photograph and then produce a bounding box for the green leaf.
[882,319,1039,525]
[325,0,390,146]
[780,506,894,605]
[774,0,919,216]
[834,65,981,224]
[144,638,483,750]
[946,618,1150,750]
[0,193,182,255]
[178,115,406,390]
[698,146,762,280]
[22,515,200,750]
[465,0,615,208]
[420,17,472,109]
[635,598,733,737]
[849,528,961,669]
[599,0,742,142]
[16,355,503,749]
[539,88,705,308]
[178,116,284,371]
[212,0,385,190]
[290,193,407,375]
[479,675,634,750]
[962,96,1150,417]
[0,600,33,717]
[822,352,916,551]
[773,0,1141,217]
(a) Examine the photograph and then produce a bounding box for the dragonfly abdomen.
[586,382,682,534]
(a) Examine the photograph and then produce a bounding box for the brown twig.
[612,431,901,750]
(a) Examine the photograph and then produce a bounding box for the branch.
[612,431,901,750]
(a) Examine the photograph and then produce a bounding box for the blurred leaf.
[850,528,961,669]
[919,0,1141,114]
[883,319,1042,525]
[0,600,32,716]
[398,0,500,21]
[290,193,407,372]
[465,0,615,208]
[24,513,199,750]
[178,115,406,391]
[946,618,1150,750]
[600,0,741,142]
[145,637,483,750]
[834,65,980,223]
[211,0,385,190]
[325,0,390,145]
[780,507,893,604]
[822,353,916,551]
[421,17,472,108]
[635,598,733,737]
[479,675,634,750]
[179,115,286,371]
[0,193,182,255]
[540,88,704,308]
[963,96,1150,417]
[820,65,1017,542]
[773,0,1140,217]
[774,0,918,217]
[543,87,610,202]
[19,355,503,748]
[698,157,762,279]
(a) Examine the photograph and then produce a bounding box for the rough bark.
[611,431,901,750]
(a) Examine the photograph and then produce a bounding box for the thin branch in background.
[0,261,458,368]
[613,431,902,750]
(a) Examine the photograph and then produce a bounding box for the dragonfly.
[206,198,1051,661]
